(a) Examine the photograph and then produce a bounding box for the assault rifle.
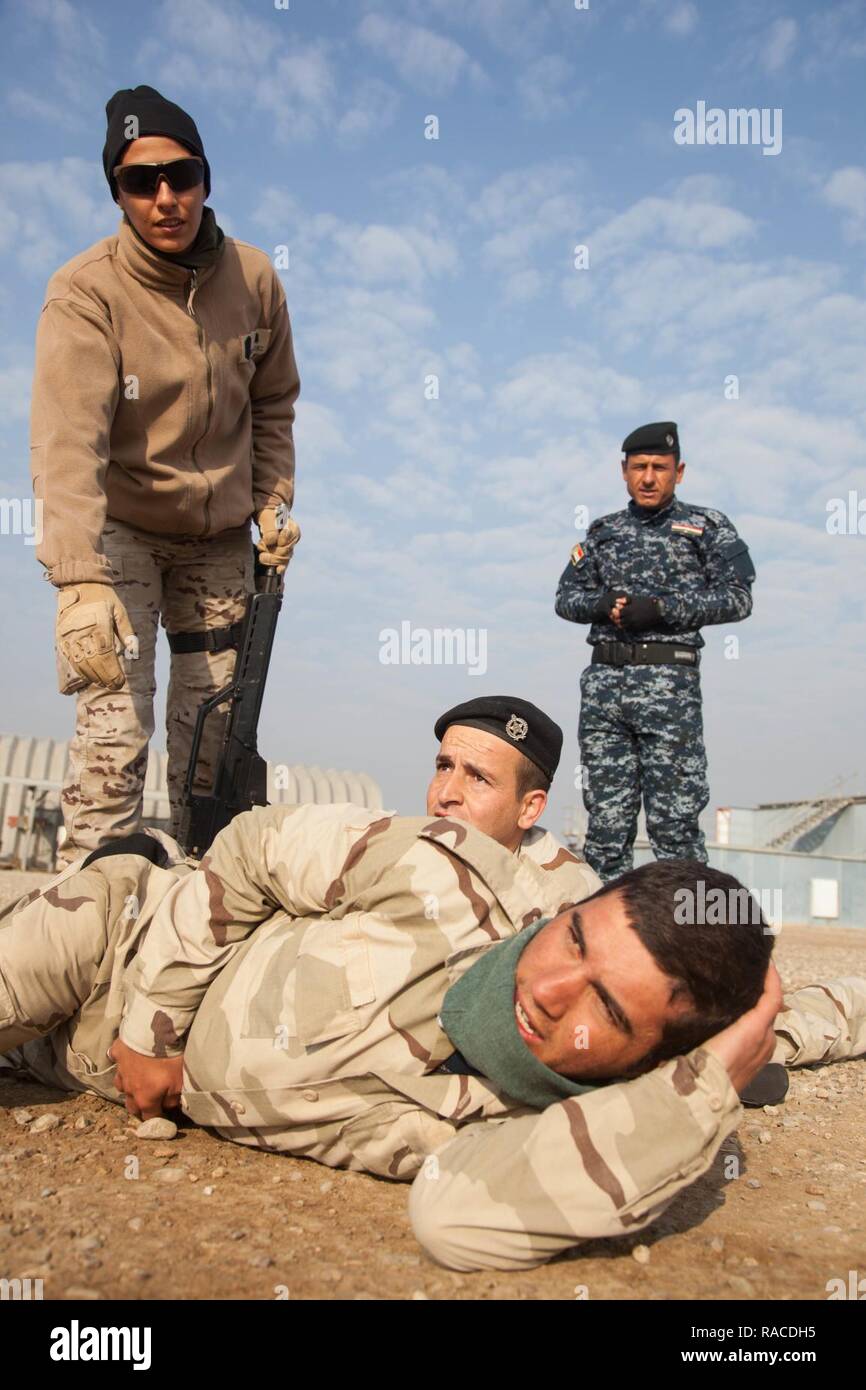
[177,560,284,858]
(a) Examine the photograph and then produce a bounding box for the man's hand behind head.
[515,861,777,1084]
[703,961,784,1095]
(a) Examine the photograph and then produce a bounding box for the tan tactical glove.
[55,582,139,694]
[256,503,301,574]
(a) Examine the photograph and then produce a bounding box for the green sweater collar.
[439,919,598,1109]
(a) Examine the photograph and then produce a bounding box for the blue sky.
[1,0,865,840]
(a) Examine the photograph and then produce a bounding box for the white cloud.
[481,198,579,267]
[251,191,458,302]
[471,162,585,272]
[336,78,401,142]
[6,89,75,127]
[631,0,699,37]
[330,223,459,288]
[474,426,623,525]
[404,0,559,59]
[763,16,799,72]
[137,0,395,145]
[298,283,436,396]
[137,1,329,140]
[665,2,699,36]
[156,0,278,67]
[358,13,486,93]
[472,162,577,225]
[257,47,337,143]
[447,341,483,378]
[9,0,109,119]
[492,354,644,429]
[293,401,350,472]
[563,247,848,379]
[516,56,577,121]
[591,189,755,259]
[377,165,468,223]
[503,267,545,303]
[0,159,113,275]
[251,188,302,235]
[822,166,866,242]
[661,398,863,516]
[557,180,852,391]
[342,465,472,522]
[0,365,33,425]
[547,171,866,422]
[804,1,866,74]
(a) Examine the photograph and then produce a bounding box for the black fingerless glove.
[593,590,627,623]
[619,596,663,632]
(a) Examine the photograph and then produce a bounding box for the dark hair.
[583,859,774,1071]
[514,752,551,800]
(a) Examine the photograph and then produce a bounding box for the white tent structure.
[0,734,383,871]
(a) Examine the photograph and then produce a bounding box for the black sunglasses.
[113,156,204,198]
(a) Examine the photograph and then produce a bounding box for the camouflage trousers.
[58,518,254,867]
[1,861,865,1109]
[579,662,709,882]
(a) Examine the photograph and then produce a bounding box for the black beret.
[621,421,680,458]
[103,85,211,201]
[434,696,563,782]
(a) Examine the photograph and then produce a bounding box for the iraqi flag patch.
[570,542,586,565]
[671,520,704,537]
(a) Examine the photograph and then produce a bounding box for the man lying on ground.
[2,795,864,1272]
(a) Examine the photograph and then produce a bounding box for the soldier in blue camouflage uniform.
[555,422,755,882]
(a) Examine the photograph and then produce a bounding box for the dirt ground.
[1,872,864,1301]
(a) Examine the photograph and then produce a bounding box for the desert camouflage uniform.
[1,804,864,1272]
[59,519,253,866]
[517,823,586,873]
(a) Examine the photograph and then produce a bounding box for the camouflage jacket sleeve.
[119,803,389,1058]
[773,977,866,1067]
[554,530,610,625]
[661,512,755,631]
[408,1047,740,1271]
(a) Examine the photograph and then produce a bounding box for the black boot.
[740,1062,789,1107]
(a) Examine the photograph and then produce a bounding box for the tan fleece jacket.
[30,217,300,587]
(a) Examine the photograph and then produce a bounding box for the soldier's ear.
[518,788,547,830]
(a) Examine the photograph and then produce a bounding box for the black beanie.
[102,85,211,200]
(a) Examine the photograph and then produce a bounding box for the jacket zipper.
[186,269,214,536]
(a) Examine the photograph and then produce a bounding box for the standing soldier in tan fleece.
[30,85,300,866]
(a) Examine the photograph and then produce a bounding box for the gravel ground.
[1,866,864,1302]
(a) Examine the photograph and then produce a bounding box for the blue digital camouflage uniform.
[555,496,755,881]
